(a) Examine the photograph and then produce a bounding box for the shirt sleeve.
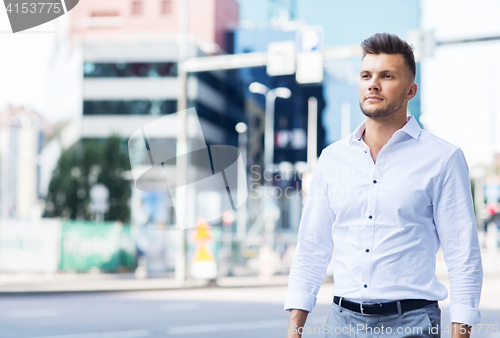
[284,149,336,312]
[433,148,483,325]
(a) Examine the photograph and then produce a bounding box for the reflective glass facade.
[83,100,177,115]
[83,62,177,78]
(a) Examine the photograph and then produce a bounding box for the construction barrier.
[0,219,61,273]
[60,221,137,273]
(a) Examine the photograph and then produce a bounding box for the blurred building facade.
[46,0,247,193]
[227,26,326,232]
[0,106,45,219]
[237,0,422,145]
[229,27,326,161]
[46,0,249,273]
[49,0,242,145]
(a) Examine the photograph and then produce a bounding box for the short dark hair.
[361,33,416,81]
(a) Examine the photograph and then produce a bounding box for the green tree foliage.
[43,136,131,222]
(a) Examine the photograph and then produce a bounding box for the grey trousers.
[324,299,441,338]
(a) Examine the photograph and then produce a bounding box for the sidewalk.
[0,272,301,294]
[1,247,497,295]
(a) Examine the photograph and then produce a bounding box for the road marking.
[167,317,326,335]
[160,302,198,312]
[30,329,150,338]
[167,319,286,334]
[7,309,58,318]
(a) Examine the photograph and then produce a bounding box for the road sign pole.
[264,92,276,175]
[307,97,318,170]
[236,124,248,241]
[264,92,277,250]
[341,101,351,138]
[175,0,189,284]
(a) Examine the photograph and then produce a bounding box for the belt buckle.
[360,303,377,316]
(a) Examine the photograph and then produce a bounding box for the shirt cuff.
[448,303,481,326]
[284,289,317,313]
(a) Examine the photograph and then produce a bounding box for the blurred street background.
[1,0,500,337]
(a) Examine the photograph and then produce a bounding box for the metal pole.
[474,176,485,227]
[264,91,276,250]
[264,92,276,175]
[0,127,7,281]
[340,101,351,138]
[236,128,247,240]
[437,35,500,46]
[0,127,9,219]
[175,0,189,284]
[490,65,497,156]
[487,222,498,273]
[307,97,318,170]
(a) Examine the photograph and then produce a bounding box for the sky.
[0,8,55,118]
[2,0,500,166]
[420,0,500,168]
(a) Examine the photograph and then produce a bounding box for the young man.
[285,33,483,338]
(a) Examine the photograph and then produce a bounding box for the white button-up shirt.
[284,116,483,325]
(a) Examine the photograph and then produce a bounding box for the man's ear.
[406,82,418,101]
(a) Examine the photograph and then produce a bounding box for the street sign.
[296,52,324,83]
[90,184,109,214]
[190,216,217,279]
[189,217,214,243]
[192,244,215,261]
[267,40,296,76]
[296,26,324,84]
[297,26,324,52]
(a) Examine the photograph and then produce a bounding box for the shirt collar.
[350,115,421,144]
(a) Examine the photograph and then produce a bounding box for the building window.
[83,100,177,116]
[161,0,172,15]
[91,11,119,17]
[131,0,142,15]
[83,62,178,78]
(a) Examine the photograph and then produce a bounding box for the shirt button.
[373,180,377,184]
[368,215,373,219]
[366,249,369,253]
[364,284,368,288]
[364,151,367,153]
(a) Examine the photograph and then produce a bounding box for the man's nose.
[368,77,380,91]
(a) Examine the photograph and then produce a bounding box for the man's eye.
[361,74,369,79]
[383,74,392,78]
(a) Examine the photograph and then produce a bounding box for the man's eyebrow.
[360,69,399,75]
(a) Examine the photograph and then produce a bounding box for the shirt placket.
[359,139,387,301]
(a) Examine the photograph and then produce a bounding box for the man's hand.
[452,322,471,338]
[286,309,309,338]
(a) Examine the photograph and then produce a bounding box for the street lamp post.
[175,0,189,285]
[307,96,318,170]
[249,82,291,176]
[235,122,248,241]
[249,82,291,250]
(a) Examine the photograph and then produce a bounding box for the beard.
[359,91,406,120]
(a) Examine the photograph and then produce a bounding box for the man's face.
[358,53,414,120]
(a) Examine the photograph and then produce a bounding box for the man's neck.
[362,113,408,162]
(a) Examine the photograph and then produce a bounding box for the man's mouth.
[366,96,383,102]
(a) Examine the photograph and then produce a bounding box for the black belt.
[333,296,437,316]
